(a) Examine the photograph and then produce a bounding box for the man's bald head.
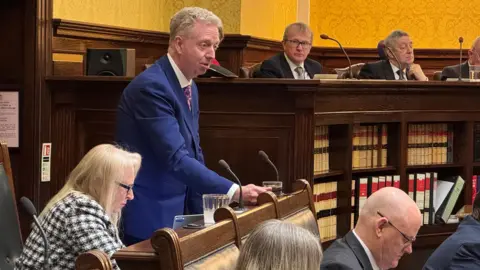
[359,187,420,223]
[355,187,422,269]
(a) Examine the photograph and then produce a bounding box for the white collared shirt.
[284,53,311,79]
[165,53,239,200]
[352,229,380,270]
[389,62,407,81]
[167,53,192,88]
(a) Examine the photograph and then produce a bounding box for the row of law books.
[352,124,388,169]
[350,173,465,229]
[313,182,337,242]
[351,175,400,229]
[407,123,453,165]
[314,125,329,173]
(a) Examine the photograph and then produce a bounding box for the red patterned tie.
[184,85,192,111]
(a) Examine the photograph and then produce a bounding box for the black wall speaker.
[85,48,135,76]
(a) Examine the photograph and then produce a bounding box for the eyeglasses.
[377,211,416,245]
[117,182,134,193]
[285,39,312,49]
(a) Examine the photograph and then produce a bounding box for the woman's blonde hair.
[39,144,141,226]
[235,219,323,270]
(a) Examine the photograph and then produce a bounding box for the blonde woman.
[15,144,141,270]
[236,220,323,270]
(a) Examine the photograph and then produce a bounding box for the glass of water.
[469,65,480,81]
[202,194,230,225]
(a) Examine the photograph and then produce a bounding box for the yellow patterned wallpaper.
[240,0,297,41]
[53,0,241,33]
[53,0,296,42]
[310,0,480,48]
[54,0,166,31]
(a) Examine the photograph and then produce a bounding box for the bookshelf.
[312,118,475,248]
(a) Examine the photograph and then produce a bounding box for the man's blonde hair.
[39,144,142,226]
[235,220,322,270]
[169,7,224,43]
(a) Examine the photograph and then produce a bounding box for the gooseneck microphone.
[320,34,353,79]
[385,46,405,80]
[459,36,464,81]
[218,160,245,212]
[258,150,279,182]
[20,197,50,270]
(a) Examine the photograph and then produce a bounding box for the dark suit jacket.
[441,61,469,80]
[358,59,415,80]
[423,215,480,270]
[115,55,233,242]
[253,53,322,79]
[320,231,374,270]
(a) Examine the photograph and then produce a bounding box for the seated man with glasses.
[253,22,322,79]
[441,37,480,80]
[423,191,480,269]
[321,187,422,270]
[359,30,428,81]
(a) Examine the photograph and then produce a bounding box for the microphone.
[320,34,353,79]
[258,150,279,182]
[458,36,464,81]
[385,46,406,80]
[218,160,245,212]
[20,197,50,270]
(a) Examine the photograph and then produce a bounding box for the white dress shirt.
[352,229,380,270]
[284,53,311,79]
[166,54,239,200]
[389,62,407,81]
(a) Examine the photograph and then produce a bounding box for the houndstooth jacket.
[15,192,124,270]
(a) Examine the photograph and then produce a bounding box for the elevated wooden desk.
[45,78,480,269]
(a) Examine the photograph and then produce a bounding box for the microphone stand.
[218,160,246,213]
[385,47,405,80]
[459,36,464,81]
[20,197,50,270]
[320,34,353,79]
[258,150,280,182]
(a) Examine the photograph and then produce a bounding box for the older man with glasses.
[321,187,422,270]
[441,36,480,80]
[253,22,322,79]
[359,30,428,81]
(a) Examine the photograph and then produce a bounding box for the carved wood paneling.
[50,105,76,194]
[51,19,465,78]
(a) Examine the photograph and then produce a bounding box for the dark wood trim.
[53,19,170,44]
[35,0,53,210]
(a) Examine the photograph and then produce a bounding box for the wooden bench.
[76,179,318,270]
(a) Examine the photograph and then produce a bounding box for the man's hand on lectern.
[233,184,271,205]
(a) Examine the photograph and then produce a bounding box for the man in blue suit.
[423,192,480,269]
[115,7,269,245]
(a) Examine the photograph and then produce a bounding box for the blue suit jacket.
[115,55,233,241]
[423,215,480,270]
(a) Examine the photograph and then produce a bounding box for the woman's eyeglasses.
[117,182,134,193]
